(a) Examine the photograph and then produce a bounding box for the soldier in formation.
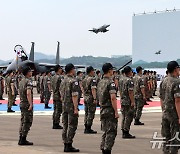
[60,63,80,152]
[82,66,97,134]
[40,72,46,103]
[120,66,135,139]
[18,67,33,146]
[36,73,41,94]
[97,63,119,154]
[95,70,101,107]
[159,61,180,154]
[76,71,83,106]
[44,70,52,109]
[133,66,146,125]
[0,70,4,101]
[51,65,63,129]
[6,70,15,112]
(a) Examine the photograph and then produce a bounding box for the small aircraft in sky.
[155,50,162,55]
[89,24,110,34]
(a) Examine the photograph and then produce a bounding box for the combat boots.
[52,123,63,129]
[18,135,22,145]
[18,136,33,146]
[122,130,136,139]
[84,125,97,134]
[64,143,80,152]
[7,107,15,113]
[0,97,5,100]
[134,119,144,125]
[44,104,52,109]
[103,150,111,154]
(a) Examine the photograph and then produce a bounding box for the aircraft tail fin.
[56,41,60,65]
[29,42,35,62]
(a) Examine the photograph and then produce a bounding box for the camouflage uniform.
[143,75,150,100]
[44,75,51,106]
[149,75,153,97]
[121,76,134,131]
[82,75,97,127]
[160,76,180,154]
[6,76,14,108]
[95,75,101,104]
[119,75,124,97]
[133,74,145,120]
[97,76,117,151]
[40,75,45,103]
[14,74,19,102]
[19,77,33,137]
[60,75,79,144]
[0,75,4,99]
[36,74,40,94]
[51,74,62,125]
[153,74,157,95]
[76,76,82,104]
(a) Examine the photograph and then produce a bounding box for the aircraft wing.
[38,63,86,70]
[0,65,9,70]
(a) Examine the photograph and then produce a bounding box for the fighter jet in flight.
[89,24,110,34]
[155,50,162,55]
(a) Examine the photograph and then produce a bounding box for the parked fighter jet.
[1,42,86,75]
[155,50,161,55]
[89,24,110,34]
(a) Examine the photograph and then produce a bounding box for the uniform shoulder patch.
[111,83,115,87]
[75,81,79,85]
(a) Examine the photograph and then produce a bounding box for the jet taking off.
[89,24,110,34]
[155,50,161,55]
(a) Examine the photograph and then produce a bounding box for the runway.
[0,113,163,154]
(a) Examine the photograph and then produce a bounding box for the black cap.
[102,63,114,73]
[77,71,82,76]
[96,70,101,75]
[167,61,180,73]
[136,66,143,73]
[22,67,32,76]
[65,63,75,73]
[124,66,132,74]
[54,64,62,72]
[46,70,51,74]
[86,66,94,74]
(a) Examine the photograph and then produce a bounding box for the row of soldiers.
[159,61,180,154]
[15,62,159,154]
[0,71,22,112]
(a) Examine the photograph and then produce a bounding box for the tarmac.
[0,90,165,154]
[0,112,163,154]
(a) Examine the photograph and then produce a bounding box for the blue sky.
[0,0,180,60]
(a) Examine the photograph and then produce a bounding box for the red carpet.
[0,99,160,109]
